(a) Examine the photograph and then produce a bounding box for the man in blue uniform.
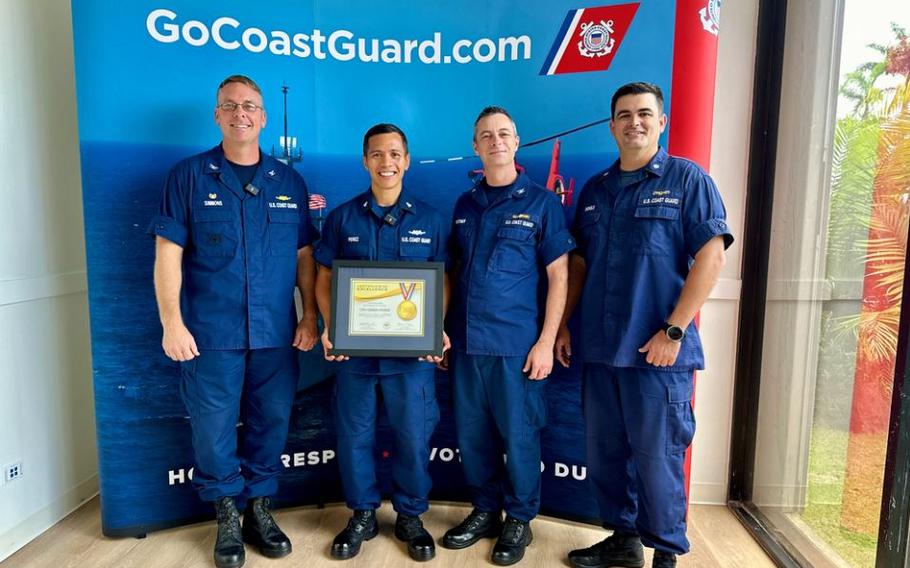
[443,106,574,566]
[149,75,318,568]
[314,123,449,562]
[556,83,732,568]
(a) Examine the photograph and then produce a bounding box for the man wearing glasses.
[149,75,318,568]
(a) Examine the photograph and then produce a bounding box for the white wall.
[690,1,758,504]
[0,0,98,562]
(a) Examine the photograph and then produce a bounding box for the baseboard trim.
[0,474,99,563]
[690,480,728,505]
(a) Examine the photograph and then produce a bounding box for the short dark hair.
[216,74,263,102]
[473,105,518,138]
[610,82,664,117]
[362,123,409,156]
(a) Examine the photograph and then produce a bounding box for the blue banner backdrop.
[70,0,710,536]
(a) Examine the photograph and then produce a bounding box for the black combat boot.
[441,508,503,549]
[394,513,436,561]
[330,509,378,560]
[491,516,533,566]
[213,497,245,568]
[652,550,677,567]
[567,531,645,568]
[241,497,291,558]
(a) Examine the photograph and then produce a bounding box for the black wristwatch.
[664,322,686,343]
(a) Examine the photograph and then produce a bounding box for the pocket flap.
[634,206,680,220]
[400,242,432,258]
[667,382,693,403]
[267,210,300,224]
[578,211,602,226]
[193,209,233,222]
[496,226,534,241]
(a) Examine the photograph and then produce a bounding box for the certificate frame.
[328,260,445,358]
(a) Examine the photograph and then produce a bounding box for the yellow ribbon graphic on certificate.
[349,278,425,336]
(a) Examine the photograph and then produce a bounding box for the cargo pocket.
[667,382,696,455]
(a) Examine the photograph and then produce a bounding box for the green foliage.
[800,427,877,568]
[826,117,878,264]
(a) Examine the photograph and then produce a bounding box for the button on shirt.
[572,147,734,370]
[449,172,576,356]
[148,145,316,350]
[314,189,449,375]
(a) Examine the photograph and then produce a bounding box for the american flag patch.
[539,3,639,76]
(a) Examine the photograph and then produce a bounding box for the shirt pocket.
[341,240,370,259]
[576,210,603,257]
[267,209,300,257]
[632,206,680,256]
[490,226,536,274]
[399,242,432,260]
[453,220,476,261]
[191,209,237,257]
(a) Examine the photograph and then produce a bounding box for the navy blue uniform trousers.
[334,367,440,516]
[179,346,298,502]
[451,352,547,522]
[583,363,695,554]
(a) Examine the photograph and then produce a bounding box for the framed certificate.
[329,260,445,357]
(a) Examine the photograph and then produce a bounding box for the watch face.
[666,325,685,342]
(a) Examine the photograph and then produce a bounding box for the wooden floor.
[1,498,774,568]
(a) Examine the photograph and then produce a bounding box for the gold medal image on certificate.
[349,278,425,336]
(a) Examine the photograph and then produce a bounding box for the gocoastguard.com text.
[147,9,533,65]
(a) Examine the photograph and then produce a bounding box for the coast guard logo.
[540,3,639,75]
[699,0,721,36]
[408,229,426,236]
[578,20,615,58]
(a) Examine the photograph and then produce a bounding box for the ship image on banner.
[539,3,640,75]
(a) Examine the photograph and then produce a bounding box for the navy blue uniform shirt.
[572,147,733,370]
[449,172,575,356]
[314,188,449,375]
[148,144,316,350]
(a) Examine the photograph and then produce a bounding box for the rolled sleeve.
[539,228,576,266]
[538,195,576,265]
[147,215,188,247]
[147,168,189,248]
[686,218,733,257]
[683,173,734,258]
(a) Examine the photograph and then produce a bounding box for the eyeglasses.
[216,101,262,113]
